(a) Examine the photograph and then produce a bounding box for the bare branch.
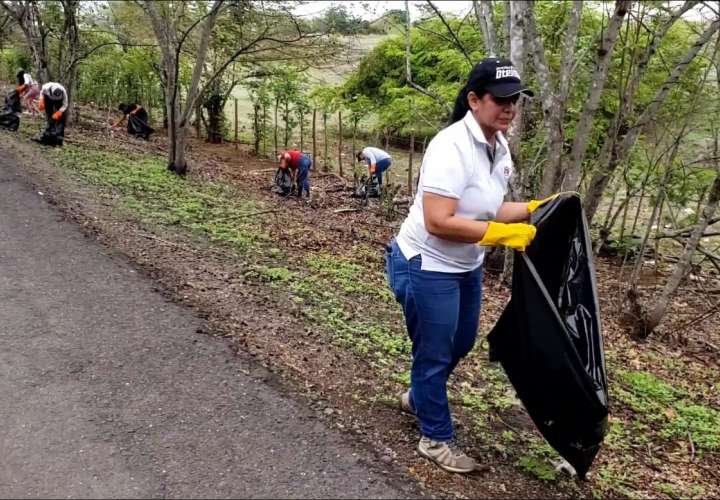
[426,0,472,65]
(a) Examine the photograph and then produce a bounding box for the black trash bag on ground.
[272,168,293,196]
[352,175,380,198]
[32,97,66,147]
[0,90,21,131]
[127,108,154,140]
[487,193,608,479]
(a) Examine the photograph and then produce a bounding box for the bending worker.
[357,146,392,190]
[112,103,154,140]
[15,69,40,114]
[33,82,68,146]
[278,149,312,199]
[385,58,558,474]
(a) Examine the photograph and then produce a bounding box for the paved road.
[0,151,409,498]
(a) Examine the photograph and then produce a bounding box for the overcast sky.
[292,1,475,21]
[292,1,716,23]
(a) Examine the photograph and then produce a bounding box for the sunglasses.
[490,94,521,106]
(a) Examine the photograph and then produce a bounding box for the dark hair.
[118,103,133,114]
[448,62,492,125]
[16,69,26,85]
[356,151,363,162]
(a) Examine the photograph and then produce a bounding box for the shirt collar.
[462,110,509,157]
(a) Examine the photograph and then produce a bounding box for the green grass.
[613,369,720,452]
[47,145,268,252]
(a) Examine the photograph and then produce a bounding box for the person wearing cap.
[278,149,312,199]
[385,57,557,474]
[34,82,69,146]
[356,146,393,192]
[15,69,40,114]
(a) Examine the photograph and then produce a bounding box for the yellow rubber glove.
[52,111,63,121]
[527,191,580,214]
[479,222,537,251]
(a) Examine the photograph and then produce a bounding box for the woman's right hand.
[478,222,536,251]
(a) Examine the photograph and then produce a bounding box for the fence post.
[323,111,328,172]
[408,132,414,197]
[234,98,238,149]
[338,110,343,177]
[312,108,317,169]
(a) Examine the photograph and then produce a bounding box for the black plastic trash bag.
[272,167,293,196]
[0,90,21,131]
[32,97,66,146]
[487,193,608,479]
[127,108,154,140]
[352,175,380,198]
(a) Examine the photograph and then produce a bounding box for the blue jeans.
[385,240,483,441]
[373,158,392,185]
[296,155,312,197]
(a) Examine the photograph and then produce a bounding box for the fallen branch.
[333,208,361,214]
[248,168,278,174]
[231,208,280,219]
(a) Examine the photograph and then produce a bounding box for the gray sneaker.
[399,390,415,415]
[417,437,477,474]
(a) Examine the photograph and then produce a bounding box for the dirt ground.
[3,100,719,498]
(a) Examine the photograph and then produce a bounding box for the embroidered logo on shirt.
[504,165,512,178]
[496,66,520,79]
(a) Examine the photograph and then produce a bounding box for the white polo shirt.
[41,82,69,113]
[396,110,513,273]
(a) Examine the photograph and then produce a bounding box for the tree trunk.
[142,0,223,175]
[195,99,202,139]
[473,0,497,57]
[253,101,260,154]
[171,124,189,175]
[507,0,528,199]
[2,1,52,82]
[526,2,583,197]
[408,132,414,196]
[274,96,279,157]
[351,118,358,167]
[204,93,224,144]
[312,108,317,168]
[503,2,526,282]
[234,97,239,149]
[59,0,80,124]
[300,112,304,152]
[563,0,631,190]
[643,162,720,335]
[283,99,290,148]
[338,110,343,177]
[584,16,720,222]
[262,102,267,156]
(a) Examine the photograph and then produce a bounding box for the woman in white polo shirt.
[386,58,555,473]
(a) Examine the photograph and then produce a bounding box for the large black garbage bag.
[0,90,21,131]
[32,98,66,147]
[127,108,154,140]
[272,168,293,196]
[487,193,608,479]
[31,123,65,146]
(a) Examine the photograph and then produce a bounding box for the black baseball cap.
[471,58,534,98]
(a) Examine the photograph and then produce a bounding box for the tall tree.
[1,0,50,81]
[473,0,496,57]
[142,1,329,175]
[584,12,720,222]
[526,0,584,197]
[562,0,633,191]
